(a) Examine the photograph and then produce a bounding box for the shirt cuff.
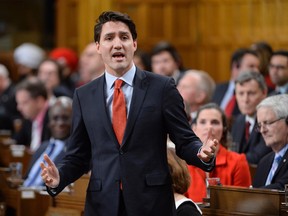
[198,147,215,165]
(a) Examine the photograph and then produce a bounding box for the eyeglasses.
[255,117,285,132]
[268,64,288,70]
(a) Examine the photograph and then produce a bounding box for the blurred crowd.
[1,40,288,208]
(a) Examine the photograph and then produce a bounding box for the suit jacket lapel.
[95,76,120,145]
[122,69,148,146]
[273,149,288,179]
[238,115,246,152]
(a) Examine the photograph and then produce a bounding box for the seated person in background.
[253,94,288,190]
[250,41,275,92]
[14,77,50,152]
[177,69,215,123]
[231,71,271,165]
[0,64,21,131]
[49,47,78,93]
[187,103,251,202]
[151,41,185,84]
[37,58,73,105]
[13,42,46,81]
[212,48,260,120]
[76,42,105,87]
[133,49,151,71]
[268,50,288,95]
[23,96,72,187]
[167,147,202,216]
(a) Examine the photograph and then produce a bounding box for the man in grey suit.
[40,11,218,216]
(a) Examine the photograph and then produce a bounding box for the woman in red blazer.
[187,103,251,202]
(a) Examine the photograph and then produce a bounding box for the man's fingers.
[43,154,55,166]
[40,161,46,170]
[205,128,212,145]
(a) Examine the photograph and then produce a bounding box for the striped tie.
[265,155,282,185]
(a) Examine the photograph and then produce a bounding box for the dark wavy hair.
[94,11,137,43]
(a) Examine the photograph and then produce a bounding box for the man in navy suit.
[268,50,288,95]
[23,96,72,187]
[253,94,288,190]
[231,71,271,165]
[40,11,217,216]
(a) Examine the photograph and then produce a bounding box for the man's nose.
[113,37,122,48]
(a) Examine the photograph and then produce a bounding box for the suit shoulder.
[140,71,175,87]
[258,151,274,165]
[75,76,103,94]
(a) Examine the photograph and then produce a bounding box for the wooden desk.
[0,143,31,175]
[3,188,51,216]
[0,168,51,216]
[201,186,287,216]
[52,174,89,215]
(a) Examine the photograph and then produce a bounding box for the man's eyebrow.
[103,32,115,37]
[119,31,130,35]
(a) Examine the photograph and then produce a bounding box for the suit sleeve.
[162,78,214,171]
[47,90,92,196]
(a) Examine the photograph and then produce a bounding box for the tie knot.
[275,155,282,164]
[114,79,123,89]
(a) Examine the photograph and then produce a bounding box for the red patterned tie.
[112,79,127,144]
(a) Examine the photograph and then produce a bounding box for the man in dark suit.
[14,77,51,152]
[40,11,218,216]
[23,96,72,187]
[151,41,186,84]
[253,94,288,190]
[268,50,288,95]
[212,48,260,119]
[0,64,21,131]
[231,71,271,165]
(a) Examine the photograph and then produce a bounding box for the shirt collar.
[276,83,288,94]
[245,115,256,126]
[105,64,136,90]
[49,138,65,147]
[275,144,288,159]
[33,102,49,124]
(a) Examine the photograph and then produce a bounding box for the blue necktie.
[25,143,56,187]
[265,155,282,185]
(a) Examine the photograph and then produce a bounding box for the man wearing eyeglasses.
[268,50,288,95]
[252,94,288,190]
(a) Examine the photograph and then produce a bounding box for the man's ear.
[95,42,101,54]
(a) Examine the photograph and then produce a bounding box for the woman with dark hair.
[186,103,251,202]
[167,147,202,216]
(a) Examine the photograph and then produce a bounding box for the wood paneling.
[56,0,288,82]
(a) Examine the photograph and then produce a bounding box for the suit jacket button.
[119,150,124,155]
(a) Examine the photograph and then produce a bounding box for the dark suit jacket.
[253,148,288,190]
[212,82,240,117]
[47,69,214,216]
[0,84,20,131]
[13,110,51,147]
[231,114,272,165]
[24,139,67,181]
